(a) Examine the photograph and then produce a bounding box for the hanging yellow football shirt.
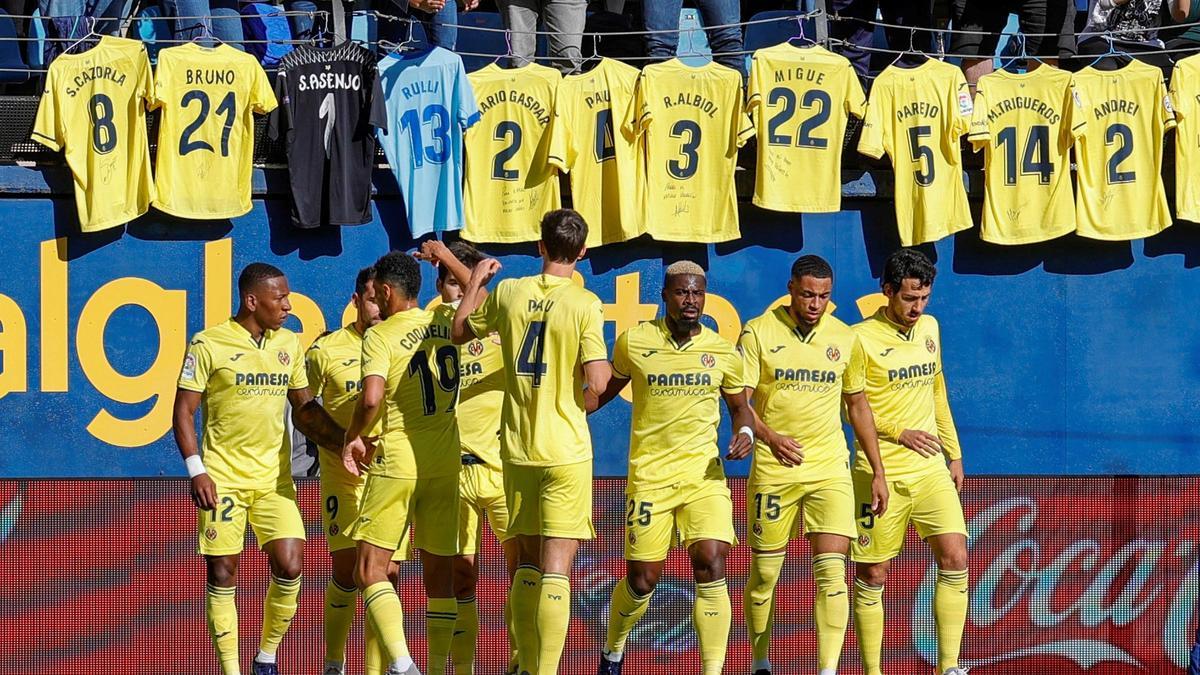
[968,67,1085,245]
[32,35,155,232]
[548,58,642,247]
[623,59,754,243]
[611,320,745,491]
[150,43,277,219]
[434,303,505,467]
[851,309,960,480]
[858,59,973,246]
[463,63,562,243]
[739,307,864,485]
[305,324,371,486]
[1170,55,1200,222]
[361,307,461,479]
[466,274,607,467]
[1073,60,1175,240]
[747,43,865,212]
[177,319,309,490]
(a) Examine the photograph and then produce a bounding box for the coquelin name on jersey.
[399,322,451,350]
[65,66,126,97]
[478,89,551,126]
[985,96,1062,125]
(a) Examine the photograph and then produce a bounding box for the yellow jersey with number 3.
[747,44,866,212]
[150,43,277,219]
[361,308,461,480]
[1170,55,1200,222]
[739,308,864,485]
[32,35,154,232]
[623,59,754,243]
[612,320,744,491]
[177,319,309,490]
[463,63,562,243]
[1072,60,1175,240]
[968,67,1085,245]
[466,274,607,467]
[851,309,961,480]
[858,59,973,246]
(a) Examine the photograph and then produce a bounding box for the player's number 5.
[907,125,934,187]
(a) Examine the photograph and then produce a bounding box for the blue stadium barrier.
[0,10,29,84]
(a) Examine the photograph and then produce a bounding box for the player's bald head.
[238,262,287,297]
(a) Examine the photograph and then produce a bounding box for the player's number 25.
[668,119,701,180]
[88,93,118,154]
[179,90,237,157]
[766,87,831,148]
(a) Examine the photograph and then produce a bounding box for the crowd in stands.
[3,0,1200,86]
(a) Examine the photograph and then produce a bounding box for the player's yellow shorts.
[746,473,857,551]
[320,475,364,554]
[197,482,306,556]
[624,478,737,561]
[504,460,594,540]
[351,472,460,557]
[459,459,511,555]
[851,468,969,564]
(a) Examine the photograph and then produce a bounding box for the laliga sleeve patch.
[182,353,197,381]
[1165,94,1176,116]
[958,91,973,116]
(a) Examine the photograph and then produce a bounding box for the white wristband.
[737,425,755,442]
[185,455,207,479]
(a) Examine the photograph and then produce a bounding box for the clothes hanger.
[788,13,816,47]
[63,16,100,55]
[568,33,601,75]
[889,26,929,68]
[190,21,224,45]
[1087,34,1130,69]
[491,28,513,66]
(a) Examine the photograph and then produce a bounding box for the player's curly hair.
[790,255,833,281]
[373,251,422,300]
[882,248,936,291]
[438,241,486,282]
[238,262,285,297]
[354,266,375,296]
[540,209,589,263]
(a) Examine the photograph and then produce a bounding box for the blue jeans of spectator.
[377,0,457,49]
[160,0,244,47]
[830,0,933,78]
[643,0,745,76]
[498,0,585,72]
[40,0,132,34]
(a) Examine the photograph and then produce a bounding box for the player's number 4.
[516,320,548,387]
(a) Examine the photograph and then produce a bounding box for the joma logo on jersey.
[234,373,291,386]
[887,362,936,381]
[647,372,712,386]
[527,299,555,312]
[774,368,836,383]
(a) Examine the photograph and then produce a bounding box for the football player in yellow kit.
[174,263,348,675]
[851,249,969,675]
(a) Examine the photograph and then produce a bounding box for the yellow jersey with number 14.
[463,63,562,243]
[1072,60,1175,240]
[466,274,607,467]
[968,67,1085,245]
[612,320,745,491]
[623,59,754,243]
[748,43,866,212]
[32,35,154,232]
[150,43,277,219]
[1170,54,1200,222]
[858,59,973,246]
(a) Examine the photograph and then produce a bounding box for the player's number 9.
[326,495,338,521]
[88,93,117,154]
[907,125,935,187]
[766,87,831,148]
[492,120,522,181]
[408,345,461,416]
[1105,123,1136,184]
[179,90,237,157]
[667,119,701,180]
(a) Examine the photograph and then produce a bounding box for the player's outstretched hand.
[870,473,889,516]
[416,239,448,264]
[190,473,218,511]
[897,429,942,457]
[343,436,370,477]
[948,459,964,493]
[726,428,754,460]
[462,0,480,10]
[470,258,502,287]
[766,430,804,467]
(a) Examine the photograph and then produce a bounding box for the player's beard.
[674,315,701,333]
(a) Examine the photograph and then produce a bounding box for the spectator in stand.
[642,0,746,76]
[160,0,245,47]
[1161,0,1200,53]
[376,0,466,49]
[496,0,586,72]
[953,0,1077,94]
[829,0,936,78]
[1078,0,1171,72]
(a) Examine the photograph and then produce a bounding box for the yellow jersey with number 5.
[466,274,607,467]
[150,43,277,219]
[32,35,155,232]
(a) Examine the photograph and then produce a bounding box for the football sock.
[323,579,358,664]
[744,551,786,669]
[363,581,413,669]
[604,577,653,657]
[258,574,301,658]
[206,583,240,675]
[934,569,970,672]
[853,578,885,675]
[536,573,572,675]
[451,596,479,674]
[505,600,519,673]
[425,597,458,675]
[363,616,390,675]
[811,553,849,671]
[510,565,542,673]
[693,578,730,675]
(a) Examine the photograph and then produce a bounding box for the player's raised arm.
[451,258,501,344]
[173,388,216,511]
